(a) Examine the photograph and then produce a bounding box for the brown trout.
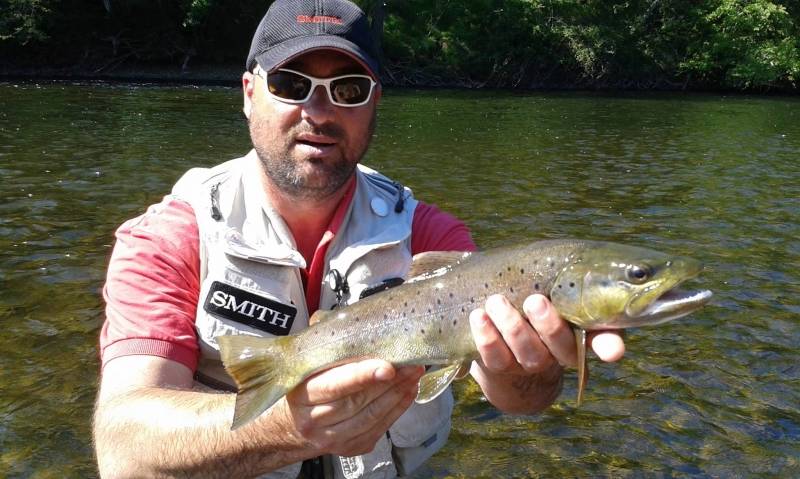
[218,240,712,429]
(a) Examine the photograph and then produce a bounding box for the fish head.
[550,242,712,330]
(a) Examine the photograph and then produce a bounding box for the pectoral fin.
[575,327,588,407]
[416,362,470,403]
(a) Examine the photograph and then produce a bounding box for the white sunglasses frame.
[253,65,377,108]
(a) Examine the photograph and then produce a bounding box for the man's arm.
[469,294,625,414]
[94,355,423,478]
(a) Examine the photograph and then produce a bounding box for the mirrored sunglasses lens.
[267,71,311,101]
[330,77,372,105]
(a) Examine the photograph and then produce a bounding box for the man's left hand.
[468,293,625,413]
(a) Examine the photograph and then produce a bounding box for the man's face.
[243,50,380,201]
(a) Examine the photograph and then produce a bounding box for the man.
[93,0,626,477]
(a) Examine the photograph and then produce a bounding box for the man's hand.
[468,293,626,413]
[277,359,425,457]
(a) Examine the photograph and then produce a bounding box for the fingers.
[285,360,424,456]
[315,374,420,455]
[522,294,581,368]
[290,361,423,425]
[588,331,625,362]
[295,359,397,405]
[470,294,557,374]
[472,294,627,373]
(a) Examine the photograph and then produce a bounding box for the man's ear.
[242,71,255,119]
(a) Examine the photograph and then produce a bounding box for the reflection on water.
[1,82,798,477]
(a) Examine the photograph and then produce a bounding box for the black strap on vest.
[299,456,326,479]
[194,372,237,393]
[210,182,223,221]
[360,277,405,299]
[392,181,405,212]
[327,269,349,308]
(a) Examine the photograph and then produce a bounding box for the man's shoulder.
[116,196,199,253]
[411,201,476,254]
[172,154,253,197]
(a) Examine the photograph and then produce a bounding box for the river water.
[1,82,798,477]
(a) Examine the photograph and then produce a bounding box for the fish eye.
[626,264,652,283]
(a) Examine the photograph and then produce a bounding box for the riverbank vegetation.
[1,0,798,91]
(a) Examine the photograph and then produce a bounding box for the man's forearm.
[94,387,315,478]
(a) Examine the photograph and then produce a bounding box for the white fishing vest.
[171,151,453,479]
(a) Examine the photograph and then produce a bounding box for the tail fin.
[217,334,296,430]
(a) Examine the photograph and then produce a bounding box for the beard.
[249,112,376,202]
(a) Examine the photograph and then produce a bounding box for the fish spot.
[440,315,445,320]
[510,286,515,293]
[404,326,409,332]
[569,282,575,288]
[558,284,563,289]
[507,266,512,272]
[453,319,458,325]
[550,261,555,267]
[438,327,442,334]
[411,308,416,313]
[470,297,475,303]
[421,328,426,334]
[521,268,526,274]
[331,331,335,337]
[437,299,441,305]
[484,283,489,289]
[534,283,540,290]
[498,272,503,277]
[449,292,454,298]
[461,307,465,313]
[404,301,408,307]
[428,308,432,314]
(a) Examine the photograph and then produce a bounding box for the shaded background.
[1,0,799,91]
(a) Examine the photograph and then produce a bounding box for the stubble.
[249,112,376,202]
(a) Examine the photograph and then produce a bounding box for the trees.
[0,0,797,90]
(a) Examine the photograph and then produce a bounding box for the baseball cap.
[246,0,380,79]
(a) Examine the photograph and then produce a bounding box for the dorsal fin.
[408,251,473,282]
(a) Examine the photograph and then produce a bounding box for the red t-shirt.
[100,193,476,372]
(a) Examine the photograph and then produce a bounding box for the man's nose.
[301,85,336,124]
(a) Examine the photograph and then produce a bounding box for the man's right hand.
[276,359,425,457]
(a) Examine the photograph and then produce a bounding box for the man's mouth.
[296,134,337,149]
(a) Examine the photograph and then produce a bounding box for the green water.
[1,82,798,477]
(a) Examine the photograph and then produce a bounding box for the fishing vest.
[171,151,453,479]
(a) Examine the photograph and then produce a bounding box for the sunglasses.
[253,65,377,107]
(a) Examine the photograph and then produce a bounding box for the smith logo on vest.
[204,281,297,335]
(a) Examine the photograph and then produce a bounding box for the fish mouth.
[623,283,713,327]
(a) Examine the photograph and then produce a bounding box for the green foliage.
[0,0,798,91]
[680,0,800,88]
[0,0,52,44]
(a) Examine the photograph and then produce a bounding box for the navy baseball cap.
[246,0,380,79]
